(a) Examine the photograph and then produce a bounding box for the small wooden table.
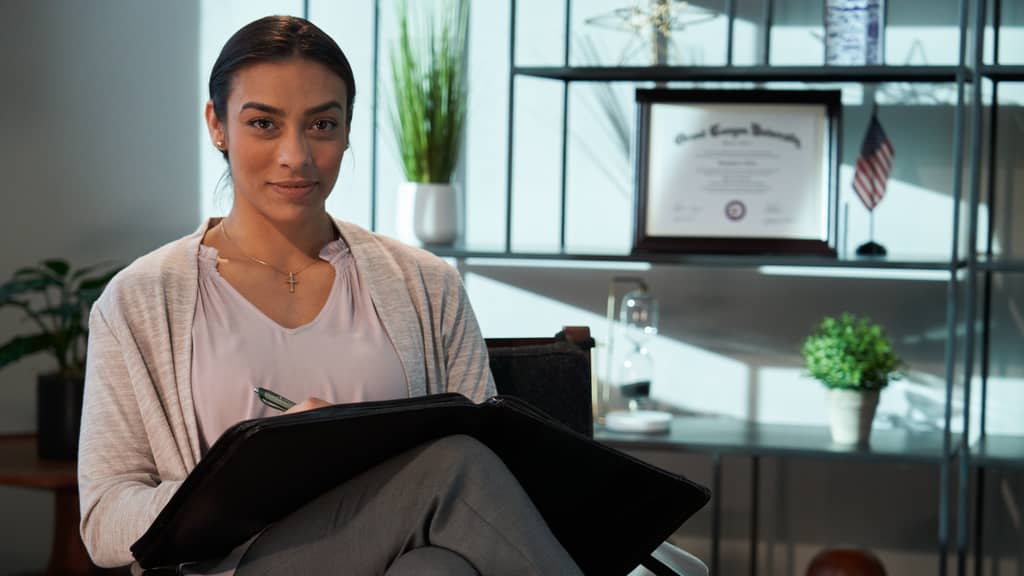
[0,435,104,575]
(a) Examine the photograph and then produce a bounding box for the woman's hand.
[282,397,332,415]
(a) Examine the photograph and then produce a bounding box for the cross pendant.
[286,273,298,294]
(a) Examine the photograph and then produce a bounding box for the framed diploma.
[633,89,841,256]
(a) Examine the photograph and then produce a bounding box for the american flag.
[852,113,894,212]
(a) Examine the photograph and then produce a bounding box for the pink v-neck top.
[191,238,409,455]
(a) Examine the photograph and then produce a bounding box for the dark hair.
[208,15,356,156]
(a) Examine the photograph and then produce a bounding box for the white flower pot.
[396,182,457,246]
[827,388,880,445]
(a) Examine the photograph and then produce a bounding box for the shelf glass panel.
[512,65,963,84]
[510,76,566,253]
[596,417,954,463]
[732,0,766,67]
[986,89,1024,271]
[512,0,567,67]
[884,1,962,66]
[971,435,1024,469]
[767,0,824,66]
[428,245,961,271]
[980,274,1024,439]
[565,82,634,254]
[995,4,1024,65]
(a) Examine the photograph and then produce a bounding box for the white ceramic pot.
[827,388,880,445]
[396,182,457,246]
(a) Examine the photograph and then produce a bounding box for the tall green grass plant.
[390,0,468,184]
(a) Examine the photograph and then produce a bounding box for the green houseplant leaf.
[389,0,468,184]
[801,313,903,390]
[0,259,121,380]
[0,334,53,371]
[0,275,61,302]
[40,259,71,281]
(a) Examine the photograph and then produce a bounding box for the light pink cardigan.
[77,218,495,568]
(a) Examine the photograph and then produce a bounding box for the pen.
[254,386,296,412]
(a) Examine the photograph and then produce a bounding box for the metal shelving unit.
[357,0,1014,574]
[485,1,985,575]
[352,0,1012,572]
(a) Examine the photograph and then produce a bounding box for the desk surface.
[0,435,77,489]
[596,416,955,464]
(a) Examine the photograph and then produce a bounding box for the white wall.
[0,0,200,570]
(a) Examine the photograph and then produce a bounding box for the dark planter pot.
[37,373,85,460]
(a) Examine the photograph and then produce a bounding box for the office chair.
[485,327,708,576]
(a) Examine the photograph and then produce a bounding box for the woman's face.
[206,57,349,224]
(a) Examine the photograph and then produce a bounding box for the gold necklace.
[220,219,322,294]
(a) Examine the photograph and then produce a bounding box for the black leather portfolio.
[131,394,710,575]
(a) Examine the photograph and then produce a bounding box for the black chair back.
[485,328,595,438]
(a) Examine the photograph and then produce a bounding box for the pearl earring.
[216,140,225,150]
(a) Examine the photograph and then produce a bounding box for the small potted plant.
[389,0,468,246]
[0,259,120,459]
[801,313,903,445]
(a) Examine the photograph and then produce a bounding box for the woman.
[77,15,582,576]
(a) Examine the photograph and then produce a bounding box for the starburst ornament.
[585,0,718,65]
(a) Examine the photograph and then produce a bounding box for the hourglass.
[604,282,672,433]
[618,288,657,410]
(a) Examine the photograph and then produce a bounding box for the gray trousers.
[235,435,583,576]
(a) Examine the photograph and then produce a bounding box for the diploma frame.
[633,89,841,256]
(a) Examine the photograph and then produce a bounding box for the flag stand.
[854,98,890,257]
[856,210,887,256]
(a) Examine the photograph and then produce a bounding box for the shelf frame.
[980,65,1024,81]
[513,65,965,84]
[977,258,1024,272]
[430,247,964,271]
[597,418,957,465]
